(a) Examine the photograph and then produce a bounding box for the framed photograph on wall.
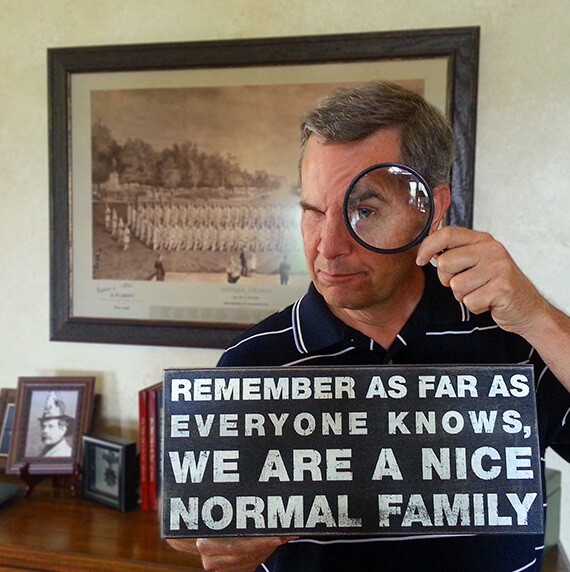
[49,27,479,349]
[82,433,138,511]
[6,377,95,475]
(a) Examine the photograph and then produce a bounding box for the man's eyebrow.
[299,200,321,212]
[347,188,387,204]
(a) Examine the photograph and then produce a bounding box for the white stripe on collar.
[292,295,308,354]
[561,406,570,427]
[224,326,293,353]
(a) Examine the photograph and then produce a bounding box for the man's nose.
[317,210,353,258]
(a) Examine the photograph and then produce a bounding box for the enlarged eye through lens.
[343,163,434,254]
[353,206,374,221]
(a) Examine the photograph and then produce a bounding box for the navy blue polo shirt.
[218,265,570,572]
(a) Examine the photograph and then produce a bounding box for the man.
[278,255,291,285]
[168,82,570,571]
[150,253,166,281]
[38,392,74,457]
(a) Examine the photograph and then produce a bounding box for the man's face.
[300,128,424,315]
[41,418,67,446]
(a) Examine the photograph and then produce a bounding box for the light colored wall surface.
[1,0,568,554]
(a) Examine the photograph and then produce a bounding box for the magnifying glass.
[343,163,434,254]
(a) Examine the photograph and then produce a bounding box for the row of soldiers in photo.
[103,201,302,252]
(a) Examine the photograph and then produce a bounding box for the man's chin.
[317,284,370,311]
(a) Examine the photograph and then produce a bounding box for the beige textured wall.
[0,0,568,552]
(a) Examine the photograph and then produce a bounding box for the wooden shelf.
[1,475,567,571]
[0,476,202,571]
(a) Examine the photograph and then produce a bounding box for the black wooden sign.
[161,365,543,538]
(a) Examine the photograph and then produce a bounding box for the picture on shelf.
[24,390,79,458]
[93,445,120,496]
[6,377,95,476]
[0,404,15,457]
[0,388,17,459]
[83,433,138,512]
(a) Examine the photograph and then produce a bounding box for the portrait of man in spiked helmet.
[37,391,75,457]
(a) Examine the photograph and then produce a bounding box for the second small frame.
[83,433,138,512]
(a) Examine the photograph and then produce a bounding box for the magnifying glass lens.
[344,164,433,253]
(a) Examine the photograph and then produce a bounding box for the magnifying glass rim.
[342,162,435,254]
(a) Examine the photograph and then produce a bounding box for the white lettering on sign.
[387,410,531,437]
[377,492,537,527]
[170,376,356,401]
[170,411,368,437]
[421,447,534,480]
[169,494,361,531]
[365,375,408,398]
[258,449,353,482]
[417,375,479,398]
[488,374,531,397]
[168,492,537,531]
[371,448,403,480]
[168,450,240,483]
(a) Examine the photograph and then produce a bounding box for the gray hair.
[300,81,454,189]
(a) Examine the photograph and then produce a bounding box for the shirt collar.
[295,263,465,353]
[294,282,346,353]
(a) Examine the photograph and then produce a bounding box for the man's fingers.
[197,536,264,553]
[165,538,200,556]
[417,226,545,333]
[416,226,493,266]
[195,536,297,572]
[461,282,502,316]
[197,535,294,554]
[198,548,269,571]
[419,229,511,295]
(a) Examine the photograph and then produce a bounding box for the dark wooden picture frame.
[82,433,138,512]
[6,377,95,476]
[49,27,479,349]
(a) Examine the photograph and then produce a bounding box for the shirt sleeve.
[531,348,570,462]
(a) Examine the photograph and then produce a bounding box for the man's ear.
[430,183,451,233]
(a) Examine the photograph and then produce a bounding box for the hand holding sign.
[416,226,546,337]
[202,536,299,572]
[166,536,297,572]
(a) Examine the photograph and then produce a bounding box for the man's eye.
[356,207,375,220]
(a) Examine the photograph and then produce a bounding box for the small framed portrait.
[82,433,137,511]
[6,377,95,475]
[0,404,15,457]
[0,388,17,463]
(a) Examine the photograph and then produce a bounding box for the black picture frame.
[49,27,479,349]
[82,433,137,512]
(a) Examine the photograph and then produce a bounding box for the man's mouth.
[317,270,362,283]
